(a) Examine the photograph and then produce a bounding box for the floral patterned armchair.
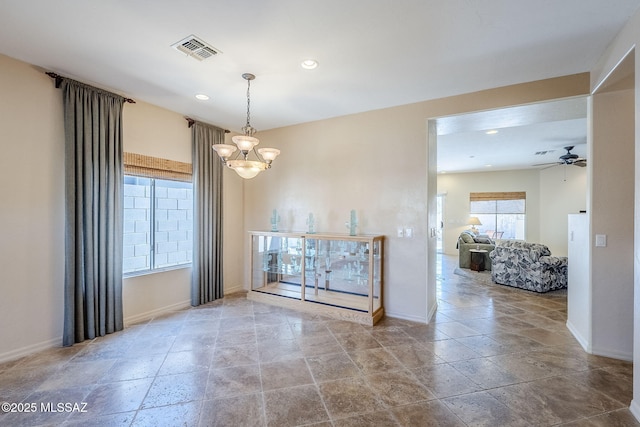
[489,241,568,292]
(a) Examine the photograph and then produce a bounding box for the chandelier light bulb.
[211,73,281,178]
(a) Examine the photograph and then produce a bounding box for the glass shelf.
[249,231,384,325]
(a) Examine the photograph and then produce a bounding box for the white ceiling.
[0,1,638,171]
[436,97,588,173]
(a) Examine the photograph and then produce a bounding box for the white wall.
[0,53,245,361]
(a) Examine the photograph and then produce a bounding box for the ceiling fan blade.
[532,161,562,166]
[573,160,587,167]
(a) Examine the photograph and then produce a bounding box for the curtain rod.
[185,117,229,133]
[45,72,136,104]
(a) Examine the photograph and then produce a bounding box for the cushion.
[459,233,475,243]
[473,236,494,244]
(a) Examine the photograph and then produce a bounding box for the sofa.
[489,241,567,292]
[457,230,495,270]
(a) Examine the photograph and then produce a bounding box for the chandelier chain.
[246,78,251,127]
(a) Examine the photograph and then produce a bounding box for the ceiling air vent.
[171,35,221,61]
[534,150,554,155]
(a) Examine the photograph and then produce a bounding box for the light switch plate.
[595,234,607,247]
[397,228,404,238]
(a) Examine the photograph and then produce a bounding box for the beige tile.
[297,332,343,357]
[307,352,361,382]
[422,338,479,362]
[158,349,212,376]
[260,357,314,390]
[205,364,261,400]
[385,342,445,369]
[1,255,634,426]
[132,401,201,427]
[566,368,634,405]
[365,369,435,406]
[412,363,482,398]
[257,338,304,363]
[333,410,399,426]
[318,377,383,419]
[334,332,382,352]
[443,391,530,427]
[390,400,467,427]
[199,393,264,427]
[488,375,626,424]
[86,377,153,415]
[264,384,330,427]
[349,347,406,375]
[450,357,520,389]
[210,342,259,368]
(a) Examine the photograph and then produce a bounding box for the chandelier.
[212,73,280,179]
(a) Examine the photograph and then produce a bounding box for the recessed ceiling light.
[301,59,318,70]
[486,130,498,135]
[195,94,210,100]
[485,164,492,167]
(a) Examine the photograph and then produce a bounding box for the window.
[470,192,526,240]
[122,153,193,275]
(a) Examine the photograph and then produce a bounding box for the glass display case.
[248,231,384,325]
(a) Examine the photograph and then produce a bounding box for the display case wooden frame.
[247,231,384,325]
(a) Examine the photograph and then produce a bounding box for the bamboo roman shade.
[470,192,526,202]
[123,152,192,182]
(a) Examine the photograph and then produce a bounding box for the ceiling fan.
[534,146,587,168]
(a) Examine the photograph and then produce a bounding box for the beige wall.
[438,166,587,258]
[437,170,541,255]
[438,166,587,256]
[246,74,589,322]
[590,86,634,360]
[0,53,245,361]
[538,165,587,256]
[590,5,639,417]
[0,54,65,359]
[121,102,245,323]
[0,50,591,359]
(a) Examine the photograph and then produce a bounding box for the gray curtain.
[191,122,224,305]
[62,79,125,346]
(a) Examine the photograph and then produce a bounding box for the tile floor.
[0,255,637,426]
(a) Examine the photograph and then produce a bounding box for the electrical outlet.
[405,228,413,238]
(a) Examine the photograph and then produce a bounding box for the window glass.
[123,176,192,275]
[470,195,526,240]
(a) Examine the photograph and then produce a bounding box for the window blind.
[470,192,526,202]
[123,152,192,182]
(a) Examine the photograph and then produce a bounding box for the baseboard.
[565,320,591,353]
[124,300,191,326]
[590,345,633,362]
[427,301,438,324]
[224,284,245,295]
[384,310,427,324]
[565,320,633,361]
[0,336,61,364]
[629,399,640,423]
